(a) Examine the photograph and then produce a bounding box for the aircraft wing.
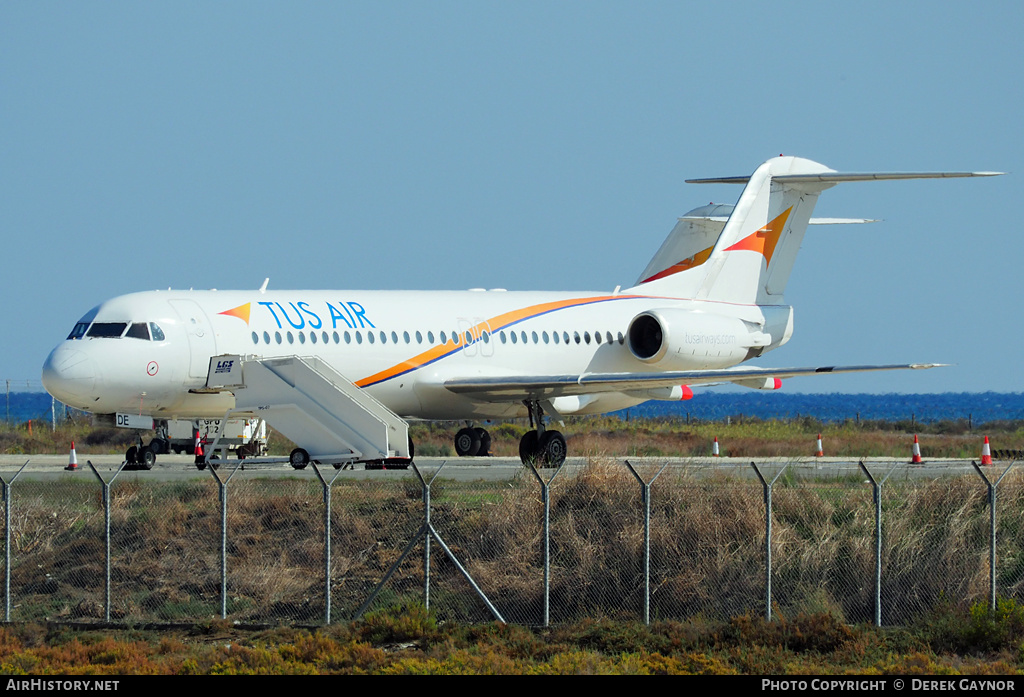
[443,363,944,401]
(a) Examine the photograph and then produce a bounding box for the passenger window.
[465,331,472,344]
[403,331,410,344]
[542,331,549,344]
[380,331,386,344]
[275,332,282,344]
[427,331,435,344]
[531,331,538,344]
[415,331,423,344]
[299,332,306,344]
[594,331,602,344]
[393,331,399,344]
[287,332,295,344]
[251,332,259,345]
[440,331,447,344]
[553,332,560,345]
[368,332,375,344]
[356,331,363,344]
[510,331,518,344]
[606,332,613,345]
[263,331,271,344]
[574,331,581,345]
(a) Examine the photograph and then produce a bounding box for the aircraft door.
[169,300,218,379]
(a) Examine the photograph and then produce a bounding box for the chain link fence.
[0,459,1021,627]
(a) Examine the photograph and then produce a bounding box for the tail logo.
[640,245,715,283]
[723,207,793,267]
[219,303,251,325]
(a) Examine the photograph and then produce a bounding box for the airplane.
[41,156,1003,468]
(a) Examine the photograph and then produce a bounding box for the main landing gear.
[450,402,567,467]
[454,426,492,457]
[518,400,566,468]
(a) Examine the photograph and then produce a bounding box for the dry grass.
[2,462,1023,629]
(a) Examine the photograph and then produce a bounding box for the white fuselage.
[41,288,792,421]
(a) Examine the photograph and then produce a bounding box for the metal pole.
[86,460,125,621]
[750,462,788,622]
[971,460,1014,611]
[1,462,29,622]
[625,460,669,625]
[424,470,431,610]
[858,461,895,627]
[528,461,565,628]
[311,463,344,624]
[205,463,241,620]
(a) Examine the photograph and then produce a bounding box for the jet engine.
[626,308,788,371]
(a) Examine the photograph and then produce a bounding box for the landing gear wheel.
[289,448,310,470]
[141,446,157,470]
[518,430,540,466]
[125,445,138,465]
[454,427,481,456]
[474,427,491,457]
[539,430,567,468]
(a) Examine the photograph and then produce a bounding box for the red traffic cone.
[911,434,922,464]
[65,441,79,471]
[981,435,993,465]
[815,434,824,457]
[712,436,720,457]
[194,432,205,464]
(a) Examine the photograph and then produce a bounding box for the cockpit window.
[125,322,150,340]
[150,323,165,341]
[86,322,128,338]
[67,322,89,340]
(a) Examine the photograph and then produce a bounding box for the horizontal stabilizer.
[686,171,1005,185]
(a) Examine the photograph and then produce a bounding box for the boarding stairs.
[205,354,410,465]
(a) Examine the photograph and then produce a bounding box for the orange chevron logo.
[219,303,251,324]
[723,207,793,266]
[641,244,715,283]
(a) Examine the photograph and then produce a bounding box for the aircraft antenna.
[259,278,269,294]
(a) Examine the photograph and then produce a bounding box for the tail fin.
[629,156,1001,304]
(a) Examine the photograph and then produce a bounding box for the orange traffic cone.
[911,434,922,464]
[815,434,824,457]
[194,432,205,464]
[65,441,79,471]
[712,436,720,457]
[981,435,993,465]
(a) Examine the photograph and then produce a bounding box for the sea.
[5,391,1024,426]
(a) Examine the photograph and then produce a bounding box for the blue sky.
[2,2,1020,393]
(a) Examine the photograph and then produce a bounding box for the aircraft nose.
[41,346,97,407]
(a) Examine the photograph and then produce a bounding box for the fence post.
[1,461,29,622]
[205,462,243,620]
[750,461,788,622]
[312,464,345,624]
[858,461,897,627]
[86,460,127,622]
[972,459,1015,611]
[624,460,669,625]
[528,461,566,627]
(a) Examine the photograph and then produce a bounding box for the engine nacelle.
[626,308,788,371]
